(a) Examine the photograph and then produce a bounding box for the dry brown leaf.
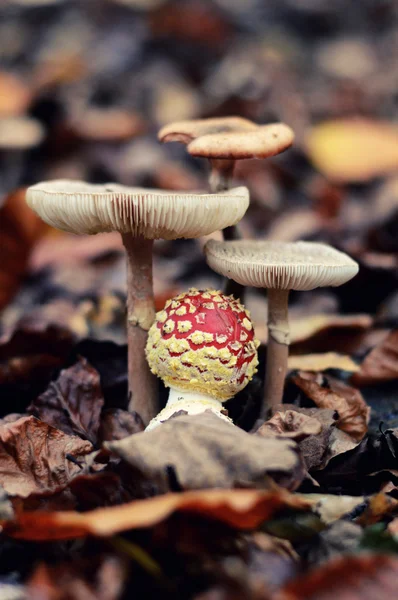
[351,330,398,386]
[292,372,370,442]
[0,416,93,497]
[0,189,48,310]
[272,405,338,471]
[288,352,359,373]
[28,357,104,444]
[257,410,322,442]
[276,554,398,600]
[4,487,311,541]
[306,118,398,183]
[98,408,144,443]
[106,412,306,491]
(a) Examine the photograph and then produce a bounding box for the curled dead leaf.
[257,411,322,442]
[4,487,311,541]
[0,416,93,497]
[351,330,398,386]
[106,413,306,492]
[28,357,104,444]
[291,372,370,442]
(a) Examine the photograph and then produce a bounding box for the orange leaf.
[277,554,398,600]
[306,119,398,183]
[4,488,310,541]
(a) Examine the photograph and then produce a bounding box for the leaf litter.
[0,1,397,599]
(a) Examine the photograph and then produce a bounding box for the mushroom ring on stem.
[145,288,259,430]
[26,180,250,425]
[204,240,359,419]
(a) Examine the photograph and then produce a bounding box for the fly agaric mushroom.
[205,240,359,419]
[145,288,259,430]
[26,180,249,425]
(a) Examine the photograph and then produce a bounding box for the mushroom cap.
[205,240,359,291]
[26,180,249,239]
[146,288,259,400]
[158,116,258,144]
[188,123,294,160]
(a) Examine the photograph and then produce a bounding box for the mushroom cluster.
[145,288,259,430]
[26,180,249,425]
[25,113,360,431]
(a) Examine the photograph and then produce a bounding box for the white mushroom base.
[146,387,232,431]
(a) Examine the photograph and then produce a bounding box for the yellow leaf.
[306,119,398,182]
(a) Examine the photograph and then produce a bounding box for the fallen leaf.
[98,408,144,443]
[277,554,398,599]
[28,357,104,445]
[351,330,398,386]
[106,412,306,492]
[0,416,93,497]
[4,487,311,541]
[288,352,359,373]
[272,405,338,472]
[291,372,370,441]
[0,189,48,310]
[306,118,398,183]
[258,314,373,347]
[257,410,322,442]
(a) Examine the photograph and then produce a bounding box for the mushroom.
[145,288,259,430]
[159,116,294,298]
[26,180,249,425]
[158,116,294,211]
[204,240,359,419]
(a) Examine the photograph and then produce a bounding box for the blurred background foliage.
[0,0,397,332]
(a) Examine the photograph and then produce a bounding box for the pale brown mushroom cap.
[26,180,249,239]
[158,116,257,145]
[205,240,359,291]
[188,123,294,160]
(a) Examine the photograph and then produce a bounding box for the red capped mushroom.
[145,288,259,429]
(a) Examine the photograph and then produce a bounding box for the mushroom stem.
[208,159,245,299]
[146,387,232,431]
[209,158,235,193]
[262,288,290,419]
[121,233,158,424]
